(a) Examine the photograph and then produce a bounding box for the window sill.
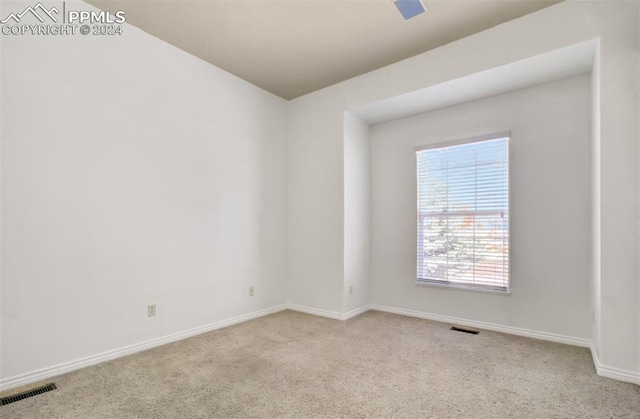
[415,280,511,296]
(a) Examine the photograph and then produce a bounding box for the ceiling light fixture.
[394,0,427,20]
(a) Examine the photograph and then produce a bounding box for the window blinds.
[416,136,509,291]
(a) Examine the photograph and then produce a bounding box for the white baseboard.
[369,304,591,348]
[0,304,288,392]
[342,305,370,320]
[286,303,346,320]
[590,343,640,385]
[286,303,369,321]
[287,304,369,321]
[286,303,593,348]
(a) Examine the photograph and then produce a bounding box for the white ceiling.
[87,0,562,100]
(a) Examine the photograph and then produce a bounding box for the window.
[416,134,509,292]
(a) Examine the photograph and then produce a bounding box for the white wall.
[595,3,639,376]
[287,0,639,377]
[1,0,638,388]
[1,1,288,380]
[286,101,345,312]
[0,17,4,384]
[371,76,591,339]
[343,113,371,313]
[590,43,602,359]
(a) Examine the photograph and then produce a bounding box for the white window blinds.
[416,136,509,291]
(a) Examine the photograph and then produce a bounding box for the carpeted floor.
[2,310,639,418]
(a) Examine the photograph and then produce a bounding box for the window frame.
[414,131,512,295]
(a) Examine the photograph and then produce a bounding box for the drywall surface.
[371,76,591,339]
[590,46,602,358]
[343,113,371,313]
[1,1,287,379]
[287,0,638,375]
[0,15,3,384]
[286,99,346,313]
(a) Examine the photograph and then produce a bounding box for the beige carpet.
[2,310,639,418]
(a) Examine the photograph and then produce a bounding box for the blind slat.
[416,137,509,290]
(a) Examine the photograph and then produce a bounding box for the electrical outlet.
[349,285,353,295]
[147,304,156,317]
[249,286,254,296]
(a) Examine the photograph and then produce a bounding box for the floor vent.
[0,383,57,406]
[451,326,479,335]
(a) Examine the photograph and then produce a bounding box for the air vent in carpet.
[451,326,479,335]
[0,383,57,406]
